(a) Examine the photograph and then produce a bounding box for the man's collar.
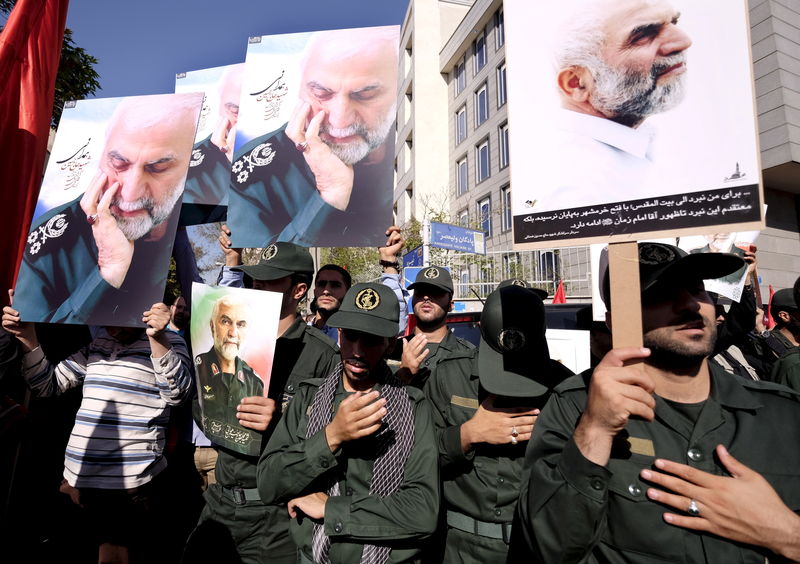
[558,109,656,160]
[281,315,307,340]
[708,361,763,410]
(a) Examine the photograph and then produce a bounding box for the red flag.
[552,280,566,304]
[765,284,776,330]
[0,0,69,298]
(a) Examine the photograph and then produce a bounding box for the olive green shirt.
[519,363,800,563]
[409,330,474,389]
[216,316,339,487]
[196,348,264,456]
[258,367,440,563]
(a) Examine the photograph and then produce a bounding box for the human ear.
[557,66,592,103]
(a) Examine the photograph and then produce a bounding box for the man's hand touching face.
[80,171,134,289]
[285,101,355,211]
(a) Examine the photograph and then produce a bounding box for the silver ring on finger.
[295,141,309,153]
[511,426,519,438]
[86,213,98,225]
[687,499,700,516]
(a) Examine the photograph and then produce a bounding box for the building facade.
[395,0,800,299]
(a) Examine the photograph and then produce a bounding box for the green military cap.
[408,266,453,294]
[600,242,744,307]
[232,242,314,281]
[497,278,548,301]
[328,282,400,338]
[478,285,553,398]
[772,288,797,313]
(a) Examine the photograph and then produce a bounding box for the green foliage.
[53,29,100,126]
[164,257,180,304]
[321,247,381,284]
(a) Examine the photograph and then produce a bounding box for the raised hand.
[574,347,655,466]
[237,396,276,431]
[324,390,387,452]
[286,101,354,211]
[80,172,134,288]
[461,394,539,451]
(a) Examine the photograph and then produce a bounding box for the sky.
[64,0,410,99]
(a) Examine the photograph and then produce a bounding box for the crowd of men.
[2,0,800,562]
[3,234,800,564]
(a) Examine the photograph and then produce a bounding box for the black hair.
[317,264,352,289]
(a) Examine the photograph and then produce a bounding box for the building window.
[499,122,509,169]
[475,83,489,127]
[454,57,466,96]
[455,105,467,145]
[456,157,468,195]
[494,9,505,49]
[476,139,490,183]
[501,185,512,232]
[477,196,491,236]
[473,32,487,74]
[497,63,507,107]
[458,208,469,226]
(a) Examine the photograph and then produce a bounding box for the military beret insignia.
[355,288,380,310]
[262,244,278,261]
[511,279,526,287]
[423,267,439,280]
[639,244,675,265]
[498,329,526,352]
[195,356,203,366]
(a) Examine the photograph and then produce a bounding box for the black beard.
[643,324,717,372]
[416,313,447,332]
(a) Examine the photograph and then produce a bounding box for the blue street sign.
[403,245,424,268]
[429,222,486,255]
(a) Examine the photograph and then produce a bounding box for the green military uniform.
[14,196,177,326]
[258,282,440,563]
[180,135,229,225]
[771,339,800,392]
[405,330,474,389]
[259,371,439,564]
[423,286,572,563]
[195,348,264,456]
[227,124,392,248]
[187,317,339,564]
[405,266,474,389]
[518,363,800,563]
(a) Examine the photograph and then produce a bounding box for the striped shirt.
[22,329,192,489]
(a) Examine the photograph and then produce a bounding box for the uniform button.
[590,478,604,491]
[345,488,354,496]
[498,477,505,484]
[287,384,295,393]
[628,484,642,497]
[334,522,343,533]
[494,509,502,517]
[687,448,702,462]
[320,458,329,468]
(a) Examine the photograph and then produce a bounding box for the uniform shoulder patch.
[231,142,275,184]
[195,355,203,366]
[27,214,68,255]
[189,148,205,167]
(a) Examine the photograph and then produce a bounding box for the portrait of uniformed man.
[13,93,203,326]
[179,63,244,224]
[196,293,265,456]
[227,25,399,248]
